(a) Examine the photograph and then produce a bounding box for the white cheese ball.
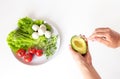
[40,24,46,31]
[32,32,39,39]
[38,28,45,36]
[45,31,52,38]
[32,25,39,31]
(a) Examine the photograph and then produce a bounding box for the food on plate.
[32,24,39,31]
[45,31,52,38]
[70,35,88,55]
[32,32,39,39]
[16,49,26,57]
[24,53,33,63]
[35,49,43,56]
[16,47,43,63]
[7,17,58,63]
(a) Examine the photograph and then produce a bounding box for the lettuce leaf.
[33,19,44,26]
[7,29,35,53]
[18,17,34,34]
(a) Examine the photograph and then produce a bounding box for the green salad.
[7,17,58,58]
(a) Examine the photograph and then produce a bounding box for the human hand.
[69,35,101,79]
[89,27,120,48]
[70,35,92,66]
[69,46,92,66]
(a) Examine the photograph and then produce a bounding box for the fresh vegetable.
[16,47,43,63]
[44,35,58,57]
[7,29,35,53]
[35,49,43,56]
[33,19,44,26]
[16,49,26,57]
[7,17,58,59]
[18,17,34,34]
[70,35,88,55]
[44,23,52,31]
[24,53,33,63]
[28,47,36,54]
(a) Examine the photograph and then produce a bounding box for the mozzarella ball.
[45,31,52,38]
[40,24,46,31]
[32,25,39,31]
[32,32,39,39]
[38,28,45,36]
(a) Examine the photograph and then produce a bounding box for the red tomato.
[28,47,36,54]
[35,49,43,56]
[24,53,33,63]
[16,49,26,57]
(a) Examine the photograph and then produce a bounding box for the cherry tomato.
[28,47,36,54]
[24,53,33,63]
[35,49,43,56]
[16,49,26,57]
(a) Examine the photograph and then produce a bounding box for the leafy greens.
[7,17,58,58]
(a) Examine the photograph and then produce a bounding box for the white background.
[0,0,120,79]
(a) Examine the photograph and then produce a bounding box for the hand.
[69,35,101,79]
[70,35,92,66]
[89,27,120,48]
[69,46,92,66]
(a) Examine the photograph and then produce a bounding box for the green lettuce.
[7,29,35,53]
[7,17,58,58]
[18,17,34,34]
[33,19,44,26]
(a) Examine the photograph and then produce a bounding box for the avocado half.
[71,35,88,55]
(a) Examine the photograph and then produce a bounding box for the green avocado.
[71,35,87,55]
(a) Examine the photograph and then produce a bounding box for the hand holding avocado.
[70,34,101,79]
[69,27,120,79]
[70,34,91,64]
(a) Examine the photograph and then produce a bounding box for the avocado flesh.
[71,36,87,54]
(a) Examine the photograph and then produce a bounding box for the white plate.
[12,20,61,65]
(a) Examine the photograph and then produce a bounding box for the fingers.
[94,37,110,46]
[85,51,92,65]
[89,27,111,41]
[89,32,110,45]
[95,27,111,33]
[88,27,112,48]
[89,32,107,40]
[80,34,87,41]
